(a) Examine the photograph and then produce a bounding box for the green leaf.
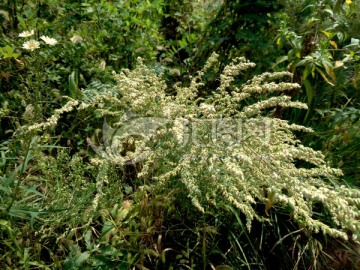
[69,71,79,99]
[101,221,114,240]
[0,45,20,59]
[322,60,336,80]
[100,245,123,257]
[296,56,313,67]
[311,65,316,78]
[74,251,90,266]
[337,32,344,43]
[303,79,313,106]
[344,38,360,48]
[323,9,333,18]
[272,55,288,68]
[84,230,93,250]
[315,67,335,86]
[17,15,26,29]
[302,64,312,81]
[320,30,332,39]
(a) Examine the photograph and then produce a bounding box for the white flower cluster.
[19,29,58,51]
[242,82,300,94]
[132,54,358,242]
[27,99,79,132]
[112,60,169,114]
[30,53,360,243]
[199,103,216,117]
[216,58,257,92]
[172,118,189,143]
[239,96,308,117]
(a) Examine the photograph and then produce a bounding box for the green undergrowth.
[1,53,359,269]
[1,1,360,269]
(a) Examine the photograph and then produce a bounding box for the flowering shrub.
[30,53,360,243]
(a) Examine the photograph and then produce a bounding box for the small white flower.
[70,34,83,43]
[19,30,35,38]
[40,35,58,46]
[22,39,40,51]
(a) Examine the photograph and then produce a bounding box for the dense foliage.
[1,0,359,269]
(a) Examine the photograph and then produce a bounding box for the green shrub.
[28,53,360,245]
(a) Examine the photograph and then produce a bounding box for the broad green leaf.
[296,57,313,67]
[272,55,288,68]
[74,252,90,266]
[302,64,312,81]
[17,15,26,29]
[0,185,12,194]
[322,60,336,80]
[316,67,335,86]
[0,45,20,59]
[84,230,93,250]
[101,220,114,239]
[344,38,359,48]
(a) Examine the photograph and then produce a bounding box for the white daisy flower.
[22,39,40,51]
[19,30,35,38]
[40,35,58,46]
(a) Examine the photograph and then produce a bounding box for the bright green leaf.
[320,30,332,39]
[302,64,312,81]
